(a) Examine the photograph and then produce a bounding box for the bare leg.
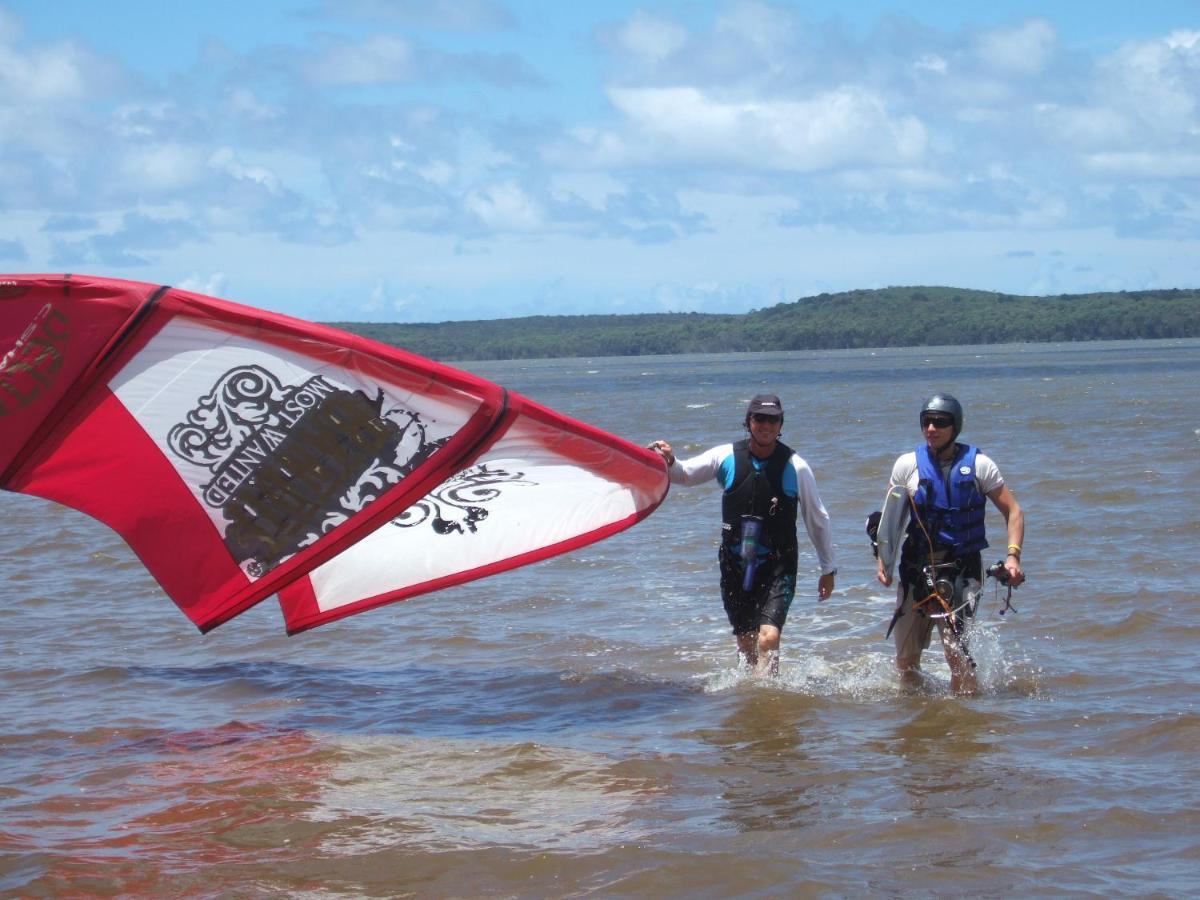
[942,631,978,695]
[755,624,781,676]
[736,632,757,669]
[896,653,924,689]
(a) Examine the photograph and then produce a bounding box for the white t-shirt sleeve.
[791,455,837,574]
[890,451,919,491]
[974,452,1005,495]
[667,443,731,487]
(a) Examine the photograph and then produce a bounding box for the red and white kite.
[0,274,668,633]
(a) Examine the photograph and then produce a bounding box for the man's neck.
[749,438,776,459]
[935,440,958,463]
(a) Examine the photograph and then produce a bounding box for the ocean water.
[2,340,1198,897]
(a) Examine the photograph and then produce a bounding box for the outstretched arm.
[646,442,726,487]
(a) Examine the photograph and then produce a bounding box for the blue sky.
[2,1,1199,322]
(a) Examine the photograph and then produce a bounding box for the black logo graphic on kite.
[392,464,534,535]
[167,364,445,577]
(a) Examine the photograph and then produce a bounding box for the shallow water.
[2,340,1199,897]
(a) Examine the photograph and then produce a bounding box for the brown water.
[2,340,1198,897]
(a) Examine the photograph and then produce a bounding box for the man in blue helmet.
[874,393,1025,694]
[649,394,837,675]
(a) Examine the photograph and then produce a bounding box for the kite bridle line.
[904,489,976,669]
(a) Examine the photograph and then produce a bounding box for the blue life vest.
[904,442,988,561]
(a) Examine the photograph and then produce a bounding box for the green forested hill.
[331,286,1200,361]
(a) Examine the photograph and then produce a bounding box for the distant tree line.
[330,286,1200,361]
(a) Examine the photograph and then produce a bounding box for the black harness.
[720,439,798,557]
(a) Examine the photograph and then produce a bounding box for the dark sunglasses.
[921,415,954,429]
[751,413,782,424]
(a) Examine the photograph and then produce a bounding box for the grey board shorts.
[891,577,982,660]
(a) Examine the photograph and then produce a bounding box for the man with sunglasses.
[648,394,836,675]
[874,393,1025,694]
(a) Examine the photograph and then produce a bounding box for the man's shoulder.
[887,451,919,489]
[962,445,1001,473]
[782,446,811,472]
[694,442,737,467]
[971,450,1003,492]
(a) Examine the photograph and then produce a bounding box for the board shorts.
[891,567,982,660]
[718,545,797,635]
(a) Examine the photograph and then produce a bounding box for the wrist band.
[1007,544,1021,553]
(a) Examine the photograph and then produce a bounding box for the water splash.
[698,625,1043,701]
[701,651,900,700]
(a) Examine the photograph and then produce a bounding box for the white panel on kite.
[278,397,668,633]
[108,317,482,579]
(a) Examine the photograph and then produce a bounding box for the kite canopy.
[0,274,668,633]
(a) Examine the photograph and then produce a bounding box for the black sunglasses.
[921,414,955,429]
[751,413,782,424]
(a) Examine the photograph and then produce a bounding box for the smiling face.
[747,412,782,455]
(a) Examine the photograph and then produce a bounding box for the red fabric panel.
[0,275,150,476]
[10,388,251,628]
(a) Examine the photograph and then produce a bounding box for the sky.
[2,1,1199,323]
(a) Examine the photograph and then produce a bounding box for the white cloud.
[1165,30,1200,53]
[914,54,948,75]
[714,0,798,58]
[118,143,209,193]
[224,88,282,122]
[0,25,122,106]
[208,147,282,192]
[604,85,926,172]
[417,160,456,187]
[1035,103,1133,148]
[176,271,228,298]
[466,182,545,231]
[298,30,539,89]
[110,102,184,141]
[1098,29,1200,137]
[0,44,84,102]
[308,35,416,86]
[615,11,688,63]
[306,0,516,31]
[1083,151,1200,179]
[1027,27,1200,178]
[974,18,1058,76]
